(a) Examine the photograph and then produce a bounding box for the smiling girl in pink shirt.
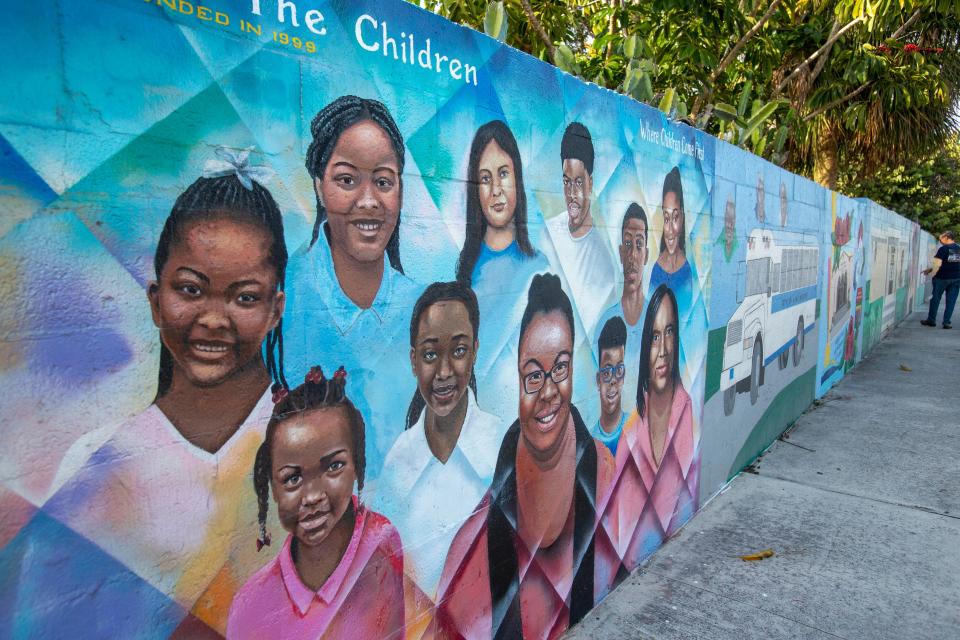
[227,366,405,639]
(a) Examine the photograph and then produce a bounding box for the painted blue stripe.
[762,321,817,366]
[770,285,818,313]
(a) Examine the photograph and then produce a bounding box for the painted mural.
[700,142,821,493]
[0,1,934,639]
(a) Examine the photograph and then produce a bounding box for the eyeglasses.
[523,359,570,394]
[598,363,625,383]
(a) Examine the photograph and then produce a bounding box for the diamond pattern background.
[6,2,884,639]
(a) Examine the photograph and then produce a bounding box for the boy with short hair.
[593,316,629,456]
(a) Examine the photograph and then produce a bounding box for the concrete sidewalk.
[568,314,960,640]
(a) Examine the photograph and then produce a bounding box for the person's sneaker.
[944,323,952,329]
[920,319,936,326]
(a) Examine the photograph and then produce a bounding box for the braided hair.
[456,120,536,285]
[152,174,288,397]
[253,366,366,549]
[660,166,686,254]
[404,282,480,430]
[636,284,681,418]
[305,95,405,274]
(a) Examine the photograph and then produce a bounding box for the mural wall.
[0,1,933,638]
[700,142,822,492]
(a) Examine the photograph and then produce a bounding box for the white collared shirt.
[372,392,505,598]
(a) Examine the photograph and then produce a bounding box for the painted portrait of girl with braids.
[282,95,424,482]
[33,153,291,637]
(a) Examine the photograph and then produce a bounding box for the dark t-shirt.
[934,242,960,279]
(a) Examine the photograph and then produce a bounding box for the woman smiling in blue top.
[282,95,422,480]
[650,166,692,292]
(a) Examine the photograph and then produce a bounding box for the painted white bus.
[721,229,819,416]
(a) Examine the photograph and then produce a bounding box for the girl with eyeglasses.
[432,273,620,640]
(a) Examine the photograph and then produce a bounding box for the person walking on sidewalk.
[921,230,960,329]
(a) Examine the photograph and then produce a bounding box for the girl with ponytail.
[374,281,506,599]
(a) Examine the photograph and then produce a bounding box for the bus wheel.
[750,337,762,406]
[723,385,736,416]
[793,317,804,367]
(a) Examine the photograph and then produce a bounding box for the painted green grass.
[726,366,817,482]
[705,327,727,404]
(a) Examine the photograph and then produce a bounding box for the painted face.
[562,158,592,232]
[149,217,284,388]
[620,217,648,294]
[661,190,684,256]
[597,345,625,419]
[724,199,736,252]
[477,140,517,233]
[648,298,677,396]
[780,183,788,227]
[755,175,765,223]
[411,300,477,418]
[317,119,401,264]
[518,310,574,457]
[271,406,356,549]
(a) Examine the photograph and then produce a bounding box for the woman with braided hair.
[36,151,291,636]
[432,273,620,640]
[227,366,405,639]
[283,95,423,482]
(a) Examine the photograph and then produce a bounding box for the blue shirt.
[649,259,693,292]
[591,411,627,457]
[282,236,424,480]
[595,299,648,416]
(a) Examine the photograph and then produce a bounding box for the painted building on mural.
[0,1,933,638]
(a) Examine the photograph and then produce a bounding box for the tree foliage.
[412,0,960,205]
[839,135,960,234]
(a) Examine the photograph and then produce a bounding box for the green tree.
[839,135,960,234]
[413,0,960,192]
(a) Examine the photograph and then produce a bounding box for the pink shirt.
[602,382,699,571]
[432,441,618,640]
[227,499,405,640]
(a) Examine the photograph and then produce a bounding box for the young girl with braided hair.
[38,151,291,637]
[283,95,423,482]
[227,366,405,639]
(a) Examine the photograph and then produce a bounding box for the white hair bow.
[202,146,275,190]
